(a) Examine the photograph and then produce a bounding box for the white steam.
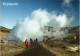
[8,9,74,42]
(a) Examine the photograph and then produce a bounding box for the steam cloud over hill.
[8,9,74,42]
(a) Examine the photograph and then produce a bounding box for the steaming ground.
[8,8,74,42]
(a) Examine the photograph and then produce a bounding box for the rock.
[62,46,67,49]
[66,46,79,52]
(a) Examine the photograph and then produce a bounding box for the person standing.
[36,38,38,43]
[30,38,32,42]
[25,39,28,47]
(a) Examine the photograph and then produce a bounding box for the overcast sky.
[1,0,79,29]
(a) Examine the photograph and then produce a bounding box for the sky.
[1,0,79,29]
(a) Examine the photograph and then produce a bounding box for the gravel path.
[15,43,56,56]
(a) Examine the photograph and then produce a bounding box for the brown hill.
[0,26,12,33]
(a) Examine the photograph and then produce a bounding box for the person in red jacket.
[25,39,28,47]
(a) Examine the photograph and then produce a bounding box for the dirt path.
[15,43,56,56]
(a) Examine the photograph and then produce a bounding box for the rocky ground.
[1,41,79,56]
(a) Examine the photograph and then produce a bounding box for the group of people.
[25,38,38,47]
[30,38,38,43]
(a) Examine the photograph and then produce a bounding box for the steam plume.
[8,9,74,42]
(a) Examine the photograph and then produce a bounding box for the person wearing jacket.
[30,38,33,43]
[25,39,28,47]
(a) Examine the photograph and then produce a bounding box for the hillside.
[61,26,79,37]
[0,26,12,33]
[0,26,79,56]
